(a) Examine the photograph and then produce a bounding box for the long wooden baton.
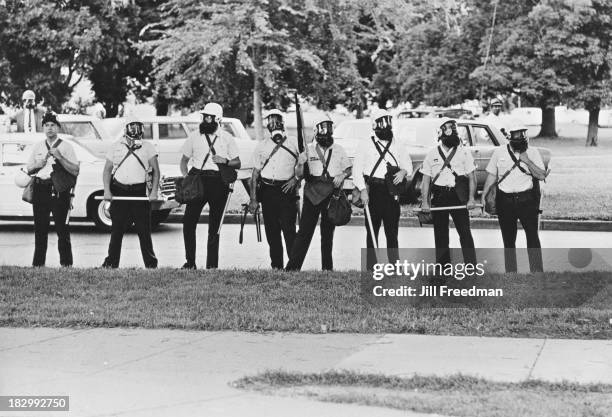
[94,196,164,201]
[364,205,378,249]
[414,204,483,212]
[217,182,235,235]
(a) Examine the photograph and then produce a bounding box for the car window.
[159,123,188,140]
[457,125,470,146]
[60,122,101,141]
[142,123,153,140]
[186,122,199,133]
[472,126,494,146]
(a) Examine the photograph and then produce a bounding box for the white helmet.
[313,115,333,135]
[437,117,457,139]
[201,102,223,121]
[265,109,284,120]
[14,169,31,188]
[371,108,392,130]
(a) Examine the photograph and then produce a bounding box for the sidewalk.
[1,328,611,416]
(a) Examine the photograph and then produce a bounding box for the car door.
[468,124,498,187]
[0,142,33,215]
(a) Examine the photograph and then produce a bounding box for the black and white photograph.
[1,0,611,416]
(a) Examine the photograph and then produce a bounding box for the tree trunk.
[155,97,169,116]
[586,108,599,146]
[537,106,557,137]
[253,75,263,141]
[104,102,119,118]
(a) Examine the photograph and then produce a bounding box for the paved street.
[1,328,611,417]
[0,221,611,270]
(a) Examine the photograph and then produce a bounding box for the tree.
[0,0,102,110]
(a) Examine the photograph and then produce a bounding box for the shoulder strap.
[45,139,63,150]
[507,146,530,175]
[200,134,218,169]
[113,144,147,176]
[260,137,296,171]
[431,146,458,185]
[315,145,333,178]
[368,137,392,178]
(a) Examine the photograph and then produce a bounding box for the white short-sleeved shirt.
[421,145,475,187]
[28,138,78,180]
[306,143,351,177]
[106,140,157,185]
[181,130,239,171]
[250,136,299,180]
[353,136,413,191]
[486,146,544,193]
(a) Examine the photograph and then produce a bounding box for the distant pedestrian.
[102,118,160,269]
[482,128,547,272]
[10,90,45,133]
[26,110,79,266]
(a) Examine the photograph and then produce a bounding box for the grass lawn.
[234,371,612,417]
[1,267,610,339]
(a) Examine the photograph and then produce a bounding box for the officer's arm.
[103,160,113,197]
[521,157,547,181]
[180,155,190,177]
[227,156,241,169]
[250,168,260,202]
[481,173,496,200]
[149,156,161,198]
[468,171,477,203]
[421,174,431,207]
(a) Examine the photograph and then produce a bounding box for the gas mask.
[373,115,393,141]
[314,120,334,148]
[23,99,36,110]
[438,121,460,148]
[125,121,144,149]
[199,114,218,135]
[509,129,529,153]
[266,114,285,143]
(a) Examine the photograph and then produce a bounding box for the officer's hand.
[519,152,530,163]
[333,173,346,188]
[466,198,477,210]
[360,189,369,206]
[212,155,228,164]
[248,199,259,213]
[421,202,430,213]
[33,158,47,169]
[47,148,61,159]
[393,169,407,185]
[297,152,308,165]
[148,192,158,201]
[282,177,298,193]
[103,190,113,201]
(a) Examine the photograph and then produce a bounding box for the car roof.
[0,132,75,142]
[56,114,96,121]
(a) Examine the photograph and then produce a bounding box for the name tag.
[309,157,319,162]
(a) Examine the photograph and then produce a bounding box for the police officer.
[483,98,509,138]
[102,118,160,268]
[482,128,547,272]
[180,103,241,269]
[11,90,45,133]
[249,109,299,269]
[421,119,477,265]
[353,109,413,267]
[26,110,79,266]
[285,117,351,271]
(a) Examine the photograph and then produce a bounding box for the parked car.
[99,116,256,179]
[0,133,182,231]
[334,118,551,200]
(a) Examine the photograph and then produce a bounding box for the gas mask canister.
[373,115,393,141]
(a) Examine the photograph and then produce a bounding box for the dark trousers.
[431,185,476,265]
[182,173,229,269]
[497,190,543,272]
[286,195,335,271]
[103,181,157,268]
[365,181,400,269]
[32,180,72,267]
[260,182,297,269]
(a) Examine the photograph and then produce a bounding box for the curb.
[166,214,612,232]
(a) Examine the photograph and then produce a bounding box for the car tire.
[151,209,171,229]
[88,193,112,232]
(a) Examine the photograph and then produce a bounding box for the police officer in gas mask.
[286,116,351,271]
[249,109,299,268]
[102,118,160,268]
[482,128,548,272]
[421,119,477,266]
[353,109,412,268]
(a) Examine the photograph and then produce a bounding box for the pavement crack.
[0,328,94,352]
[527,337,547,380]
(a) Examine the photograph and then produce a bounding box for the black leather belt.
[364,175,385,185]
[191,168,220,177]
[112,180,146,192]
[261,178,289,186]
[34,177,52,185]
[432,184,455,191]
[498,188,533,197]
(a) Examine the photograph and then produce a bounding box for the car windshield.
[60,121,101,140]
[100,118,126,141]
[1,140,98,166]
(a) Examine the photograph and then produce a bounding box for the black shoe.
[182,262,197,270]
[101,262,117,269]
